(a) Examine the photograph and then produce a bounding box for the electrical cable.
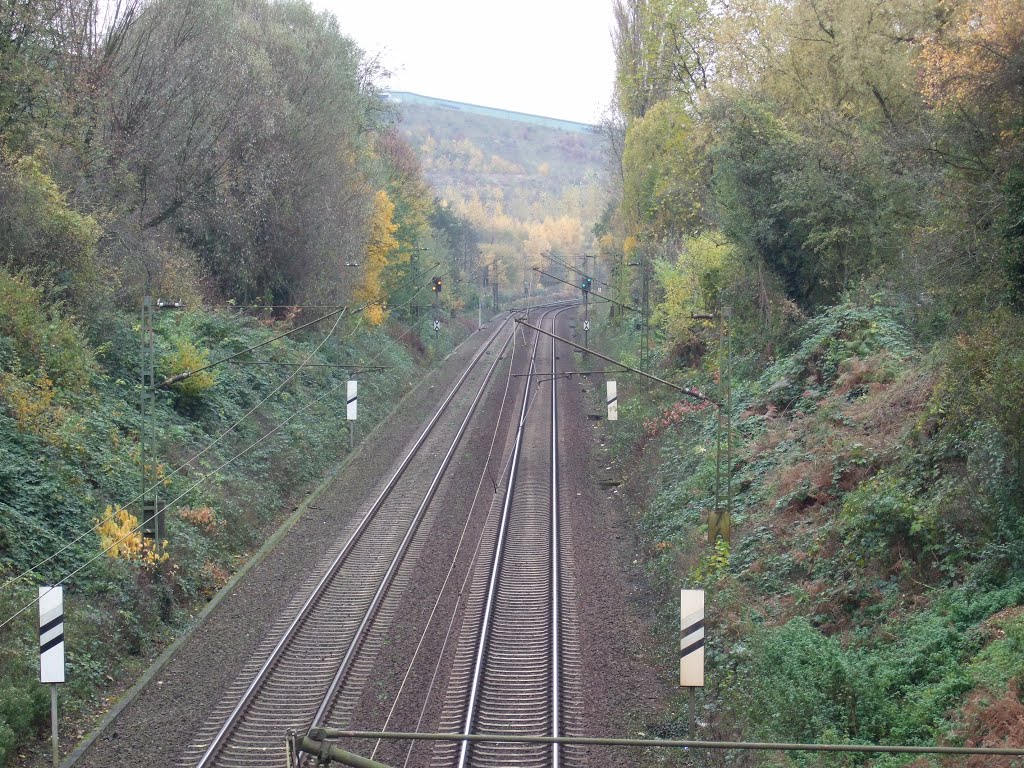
[0,265,459,627]
[0,266,442,596]
[0,373,351,632]
[381,323,527,767]
[367,310,556,766]
[157,262,442,389]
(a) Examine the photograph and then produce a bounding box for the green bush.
[0,269,98,393]
[739,619,891,747]
[161,338,217,400]
[840,471,937,558]
[760,303,913,409]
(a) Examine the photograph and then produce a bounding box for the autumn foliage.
[354,190,399,325]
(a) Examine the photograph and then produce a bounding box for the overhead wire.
[370,319,520,765]
[370,320,521,763]
[0,265,442,596]
[0,371,351,632]
[390,309,556,766]
[0,264,460,629]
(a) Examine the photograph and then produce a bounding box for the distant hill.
[386,91,610,295]
[385,91,595,134]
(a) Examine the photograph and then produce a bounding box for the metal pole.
[313,729,1024,757]
[141,295,153,501]
[413,252,419,319]
[584,291,589,350]
[50,683,58,768]
[300,736,392,767]
[724,306,733,543]
[689,688,696,738]
[350,420,354,453]
[715,308,723,516]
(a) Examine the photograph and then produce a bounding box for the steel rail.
[455,308,552,768]
[455,306,570,768]
[309,318,518,727]
[549,311,562,768]
[194,314,518,768]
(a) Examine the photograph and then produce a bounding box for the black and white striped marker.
[347,380,358,421]
[39,586,64,684]
[679,589,704,687]
[607,380,618,421]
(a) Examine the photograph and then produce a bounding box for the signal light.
[432,277,442,293]
[582,276,593,293]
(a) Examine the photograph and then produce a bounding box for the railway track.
[180,313,525,768]
[428,307,585,768]
[183,304,586,768]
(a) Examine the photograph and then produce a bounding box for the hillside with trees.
[0,1,485,763]
[595,0,1024,761]
[389,94,609,300]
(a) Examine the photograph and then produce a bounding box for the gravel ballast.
[65,312,679,768]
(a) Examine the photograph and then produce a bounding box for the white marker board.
[680,589,704,687]
[607,381,618,421]
[39,586,65,684]
[347,380,358,420]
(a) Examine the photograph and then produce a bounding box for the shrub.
[760,303,913,410]
[161,339,216,399]
[0,682,47,766]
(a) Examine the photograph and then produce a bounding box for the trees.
[612,0,716,120]
[354,191,398,325]
[621,96,707,239]
[102,0,376,304]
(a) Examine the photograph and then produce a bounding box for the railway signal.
[581,275,593,293]
[431,276,443,293]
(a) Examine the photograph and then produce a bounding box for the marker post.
[347,380,358,452]
[39,586,65,768]
[680,589,705,737]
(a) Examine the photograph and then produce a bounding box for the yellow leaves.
[622,96,706,236]
[94,504,169,569]
[918,0,1024,111]
[654,233,734,343]
[163,339,216,397]
[353,190,398,325]
[363,303,386,326]
[624,235,639,258]
[368,189,399,259]
[0,369,79,449]
[0,371,55,430]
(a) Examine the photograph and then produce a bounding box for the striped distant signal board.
[680,589,704,687]
[39,587,65,684]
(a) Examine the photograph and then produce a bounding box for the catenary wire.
[0,297,451,631]
[0,266,445,596]
[368,321,523,762]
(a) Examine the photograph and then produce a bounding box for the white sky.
[312,0,618,125]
